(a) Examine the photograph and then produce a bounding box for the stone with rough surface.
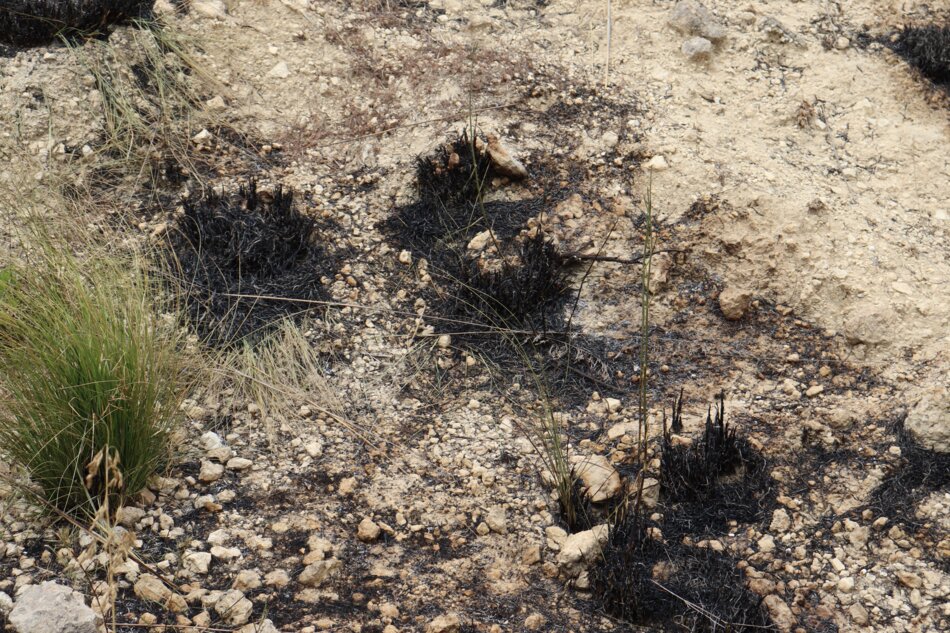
[299,558,341,586]
[183,551,212,574]
[762,595,795,632]
[556,524,609,575]
[238,620,278,633]
[484,134,528,180]
[214,589,253,626]
[192,0,227,20]
[719,286,752,320]
[426,613,461,633]
[682,36,713,60]
[134,574,170,604]
[357,518,381,542]
[669,1,727,41]
[9,582,98,633]
[571,454,622,502]
[905,388,950,453]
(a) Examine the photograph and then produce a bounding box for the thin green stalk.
[635,175,655,510]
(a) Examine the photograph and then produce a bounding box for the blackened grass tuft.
[888,24,950,87]
[660,392,775,535]
[591,507,775,631]
[0,0,155,47]
[591,394,778,631]
[446,232,572,333]
[163,179,335,346]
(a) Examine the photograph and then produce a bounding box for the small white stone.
[205,96,227,112]
[116,506,146,527]
[357,518,381,543]
[199,461,224,483]
[233,570,262,592]
[183,551,212,574]
[682,36,713,60]
[466,230,493,252]
[192,0,227,20]
[192,128,213,144]
[644,155,669,171]
[486,507,507,534]
[215,589,253,626]
[601,131,620,149]
[264,569,290,588]
[268,62,291,79]
[211,546,242,561]
[227,457,253,471]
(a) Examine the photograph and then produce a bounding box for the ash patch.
[163,179,337,345]
[867,414,950,528]
[591,510,775,632]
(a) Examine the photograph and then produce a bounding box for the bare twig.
[560,247,684,265]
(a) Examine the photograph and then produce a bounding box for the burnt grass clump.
[386,131,549,270]
[164,179,333,345]
[382,131,638,404]
[446,232,572,333]
[660,393,775,536]
[888,24,950,87]
[384,131,583,357]
[867,414,950,527]
[0,0,155,47]
[590,395,778,631]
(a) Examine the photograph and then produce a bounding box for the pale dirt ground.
[0,1,948,632]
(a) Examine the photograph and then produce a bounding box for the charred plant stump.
[591,394,779,631]
[590,508,774,632]
[660,392,775,535]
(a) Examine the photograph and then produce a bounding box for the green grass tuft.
[0,237,188,518]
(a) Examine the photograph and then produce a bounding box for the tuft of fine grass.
[60,17,218,210]
[0,231,188,519]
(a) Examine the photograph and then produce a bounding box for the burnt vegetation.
[386,130,548,270]
[888,24,950,88]
[660,392,775,535]
[384,131,634,401]
[386,135,574,349]
[590,394,778,631]
[867,414,950,528]
[447,233,571,333]
[0,0,155,47]
[591,509,775,632]
[163,179,335,346]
